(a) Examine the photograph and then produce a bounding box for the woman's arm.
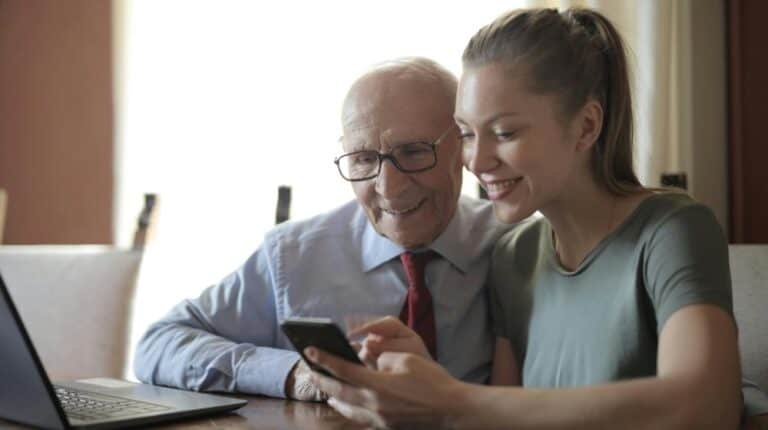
[457,304,741,429]
[490,337,519,386]
[309,304,741,430]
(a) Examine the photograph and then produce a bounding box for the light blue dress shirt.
[134,196,510,398]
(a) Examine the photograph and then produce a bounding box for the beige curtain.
[524,0,728,229]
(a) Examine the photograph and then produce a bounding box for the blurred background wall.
[729,0,768,243]
[0,0,114,244]
[0,0,766,247]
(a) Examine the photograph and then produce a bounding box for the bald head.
[338,57,462,249]
[342,57,458,132]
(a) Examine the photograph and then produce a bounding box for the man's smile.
[381,198,427,216]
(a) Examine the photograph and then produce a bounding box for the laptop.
[0,272,247,429]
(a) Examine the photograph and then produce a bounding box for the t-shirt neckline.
[544,192,678,276]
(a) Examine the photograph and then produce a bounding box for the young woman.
[306,8,760,429]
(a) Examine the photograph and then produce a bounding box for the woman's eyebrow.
[454,111,523,127]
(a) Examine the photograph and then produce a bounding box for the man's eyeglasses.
[334,126,455,182]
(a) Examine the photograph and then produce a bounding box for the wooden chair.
[729,245,768,390]
[275,185,291,224]
[132,193,158,249]
[0,246,142,380]
[0,194,158,380]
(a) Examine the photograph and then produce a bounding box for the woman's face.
[455,62,587,223]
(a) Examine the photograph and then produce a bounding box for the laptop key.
[56,386,171,422]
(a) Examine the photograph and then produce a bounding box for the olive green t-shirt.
[490,193,733,387]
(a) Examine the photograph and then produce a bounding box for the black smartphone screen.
[280,317,363,377]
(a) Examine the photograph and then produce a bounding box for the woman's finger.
[327,397,388,429]
[376,351,420,373]
[309,369,386,414]
[357,343,380,369]
[305,346,388,392]
[365,337,431,359]
[348,316,414,339]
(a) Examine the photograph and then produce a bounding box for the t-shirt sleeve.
[643,203,733,332]
[487,226,537,346]
[489,237,512,339]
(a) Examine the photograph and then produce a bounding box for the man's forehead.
[341,94,451,136]
[342,71,450,120]
[341,124,398,151]
[340,71,453,149]
[342,117,443,141]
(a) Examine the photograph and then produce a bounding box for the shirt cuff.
[235,348,301,398]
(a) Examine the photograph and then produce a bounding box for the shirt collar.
[360,204,470,274]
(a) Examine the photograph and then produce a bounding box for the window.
[115,2,523,357]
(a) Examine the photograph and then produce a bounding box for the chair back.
[730,244,768,389]
[0,246,141,380]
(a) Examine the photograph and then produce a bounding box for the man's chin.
[385,232,431,249]
[369,203,444,247]
[376,221,439,249]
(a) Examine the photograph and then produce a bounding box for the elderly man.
[133,57,509,400]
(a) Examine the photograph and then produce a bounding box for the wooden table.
[0,397,370,429]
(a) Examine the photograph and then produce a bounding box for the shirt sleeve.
[132,242,300,398]
[643,203,733,332]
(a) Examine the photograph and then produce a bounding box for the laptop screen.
[0,272,68,430]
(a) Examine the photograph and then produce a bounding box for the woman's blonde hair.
[463,8,642,195]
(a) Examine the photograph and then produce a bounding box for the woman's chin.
[492,202,536,224]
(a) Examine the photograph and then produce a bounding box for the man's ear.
[574,99,604,153]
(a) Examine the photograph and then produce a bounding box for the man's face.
[341,74,462,249]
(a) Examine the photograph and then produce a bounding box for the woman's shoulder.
[637,190,700,212]
[495,215,547,250]
[628,191,722,241]
[488,217,550,305]
[492,215,549,271]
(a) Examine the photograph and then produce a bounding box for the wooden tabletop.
[0,396,370,429]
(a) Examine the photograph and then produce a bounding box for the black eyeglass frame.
[333,126,455,182]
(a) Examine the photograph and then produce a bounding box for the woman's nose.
[463,136,497,174]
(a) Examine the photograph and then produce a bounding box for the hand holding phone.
[280,317,364,378]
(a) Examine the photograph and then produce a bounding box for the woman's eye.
[459,132,475,142]
[495,131,518,141]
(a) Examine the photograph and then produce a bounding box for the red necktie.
[399,251,438,359]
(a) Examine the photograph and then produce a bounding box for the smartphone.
[280,317,363,377]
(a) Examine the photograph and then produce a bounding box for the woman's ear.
[574,99,604,152]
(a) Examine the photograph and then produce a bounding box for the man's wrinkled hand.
[285,359,328,402]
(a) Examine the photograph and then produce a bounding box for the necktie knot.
[399,250,437,288]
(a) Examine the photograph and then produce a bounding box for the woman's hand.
[306,346,466,429]
[350,316,432,368]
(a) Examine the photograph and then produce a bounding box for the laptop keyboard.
[55,386,171,422]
